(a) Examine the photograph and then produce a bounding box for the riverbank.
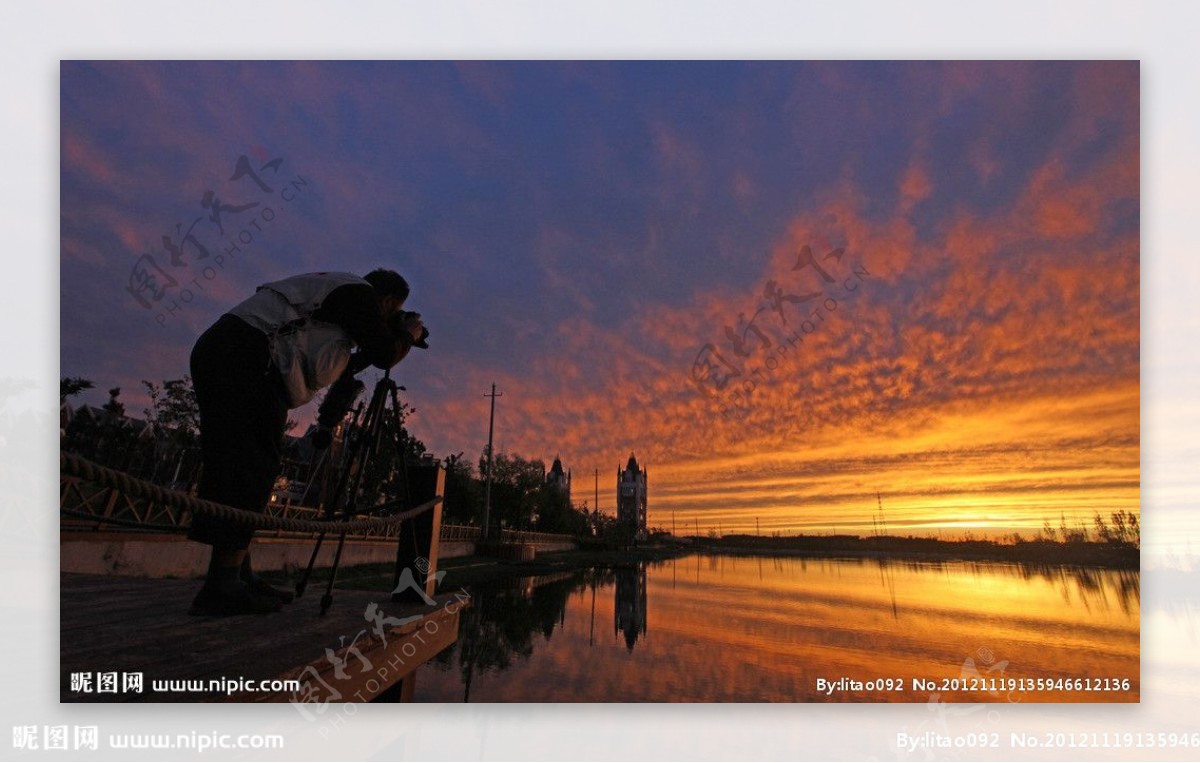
[305,534,1136,593]
[324,545,687,591]
[702,534,1139,569]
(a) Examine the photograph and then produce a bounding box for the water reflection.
[614,565,647,652]
[441,571,581,702]
[417,555,1139,702]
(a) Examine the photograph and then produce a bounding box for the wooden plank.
[245,597,463,704]
[60,573,467,703]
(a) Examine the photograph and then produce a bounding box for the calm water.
[413,554,1139,702]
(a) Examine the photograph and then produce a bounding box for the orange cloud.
[898,161,932,215]
[408,116,1138,539]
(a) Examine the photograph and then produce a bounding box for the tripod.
[295,368,419,615]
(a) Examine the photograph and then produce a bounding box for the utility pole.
[593,468,599,535]
[877,490,887,537]
[672,510,677,537]
[756,516,761,536]
[482,383,502,540]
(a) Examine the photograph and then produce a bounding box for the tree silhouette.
[102,387,125,418]
[142,377,199,444]
[59,376,93,404]
[442,452,482,525]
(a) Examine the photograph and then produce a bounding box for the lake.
[413,554,1139,702]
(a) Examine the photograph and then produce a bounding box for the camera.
[311,311,428,450]
[392,309,430,349]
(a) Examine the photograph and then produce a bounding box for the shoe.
[246,576,296,605]
[188,579,283,616]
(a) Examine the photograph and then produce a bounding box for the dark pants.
[187,314,288,549]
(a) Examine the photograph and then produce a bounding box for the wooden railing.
[437,524,576,545]
[500,529,576,545]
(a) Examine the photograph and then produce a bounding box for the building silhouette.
[546,454,571,503]
[617,453,647,536]
[614,563,648,652]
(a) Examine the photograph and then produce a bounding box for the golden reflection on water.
[415,555,1139,702]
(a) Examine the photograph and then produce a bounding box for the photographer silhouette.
[187,269,426,616]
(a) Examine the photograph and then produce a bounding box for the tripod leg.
[311,372,403,616]
[296,530,326,599]
[320,531,350,616]
[303,377,388,611]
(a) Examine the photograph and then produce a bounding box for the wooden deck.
[60,573,467,703]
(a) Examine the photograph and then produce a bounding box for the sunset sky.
[59,61,1139,538]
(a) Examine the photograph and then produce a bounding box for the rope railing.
[60,451,440,535]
